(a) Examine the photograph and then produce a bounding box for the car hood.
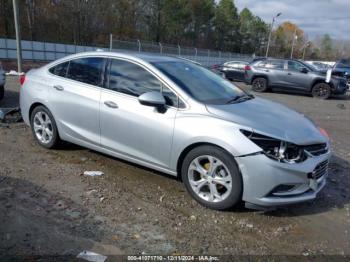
[206,97,327,145]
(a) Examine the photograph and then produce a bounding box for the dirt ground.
[1,76,350,259]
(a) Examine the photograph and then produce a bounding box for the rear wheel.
[312,83,331,99]
[181,145,243,210]
[0,85,4,100]
[30,106,60,149]
[252,77,268,92]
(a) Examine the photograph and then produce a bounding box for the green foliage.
[2,0,345,59]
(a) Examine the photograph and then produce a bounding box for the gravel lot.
[1,76,350,258]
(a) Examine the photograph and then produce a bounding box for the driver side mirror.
[300,67,308,74]
[138,91,166,108]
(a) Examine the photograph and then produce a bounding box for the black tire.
[0,85,4,100]
[252,77,268,92]
[181,145,243,210]
[30,105,60,149]
[312,82,331,99]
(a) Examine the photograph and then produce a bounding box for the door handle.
[263,69,269,72]
[104,101,119,109]
[287,73,292,75]
[53,85,64,91]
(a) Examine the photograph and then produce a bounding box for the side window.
[108,59,162,97]
[265,60,284,70]
[66,57,104,86]
[49,62,69,77]
[161,85,179,107]
[288,61,305,72]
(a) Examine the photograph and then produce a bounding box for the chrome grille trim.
[313,160,329,179]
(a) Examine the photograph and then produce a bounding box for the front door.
[100,58,178,169]
[285,60,313,91]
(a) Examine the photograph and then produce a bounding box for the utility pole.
[265,12,282,58]
[13,0,22,73]
[290,27,297,59]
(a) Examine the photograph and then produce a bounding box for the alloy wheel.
[188,155,232,203]
[33,111,54,144]
[313,83,330,98]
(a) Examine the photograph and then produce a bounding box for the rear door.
[256,59,287,86]
[99,58,179,169]
[48,56,105,146]
[223,61,247,81]
[285,60,313,90]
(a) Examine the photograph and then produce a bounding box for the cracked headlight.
[241,130,307,163]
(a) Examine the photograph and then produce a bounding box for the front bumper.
[236,150,331,207]
[331,78,348,95]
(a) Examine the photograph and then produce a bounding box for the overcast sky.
[234,0,350,40]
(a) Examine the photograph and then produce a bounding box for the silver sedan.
[20,52,331,210]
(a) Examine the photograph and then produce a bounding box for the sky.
[234,0,350,40]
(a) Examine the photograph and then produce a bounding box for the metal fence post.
[109,33,113,51]
[177,45,181,56]
[207,49,210,66]
[159,42,162,54]
[44,42,47,61]
[137,39,141,52]
[5,38,9,59]
[194,48,197,60]
[31,40,34,61]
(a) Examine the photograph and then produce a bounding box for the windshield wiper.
[226,94,254,104]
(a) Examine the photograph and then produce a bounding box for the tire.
[0,85,4,100]
[312,82,331,99]
[252,77,268,92]
[181,145,243,210]
[30,105,60,149]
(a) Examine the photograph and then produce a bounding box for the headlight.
[241,130,306,163]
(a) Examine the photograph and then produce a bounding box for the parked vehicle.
[305,61,331,71]
[20,52,330,210]
[245,58,347,99]
[0,62,5,100]
[332,59,350,88]
[219,60,249,81]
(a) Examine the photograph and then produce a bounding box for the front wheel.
[312,83,331,99]
[181,146,243,210]
[252,77,268,92]
[30,106,60,148]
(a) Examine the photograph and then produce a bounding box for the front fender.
[169,112,261,171]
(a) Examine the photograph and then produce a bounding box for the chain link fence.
[110,37,254,67]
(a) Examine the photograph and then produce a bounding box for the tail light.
[20,74,26,86]
[244,65,251,71]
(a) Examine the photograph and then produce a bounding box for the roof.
[66,51,183,63]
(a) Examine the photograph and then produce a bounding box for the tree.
[187,0,214,46]
[320,34,333,60]
[272,21,305,58]
[239,7,268,55]
[214,0,240,51]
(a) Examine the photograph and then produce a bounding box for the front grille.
[309,160,329,180]
[303,143,328,156]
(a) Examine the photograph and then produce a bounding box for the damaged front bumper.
[236,150,331,207]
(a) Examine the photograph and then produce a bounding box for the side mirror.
[138,91,166,107]
[300,67,308,74]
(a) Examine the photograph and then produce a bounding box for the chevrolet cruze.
[20,52,331,210]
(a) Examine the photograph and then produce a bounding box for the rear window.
[66,57,104,86]
[49,62,69,77]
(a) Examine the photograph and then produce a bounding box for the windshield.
[151,61,246,105]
